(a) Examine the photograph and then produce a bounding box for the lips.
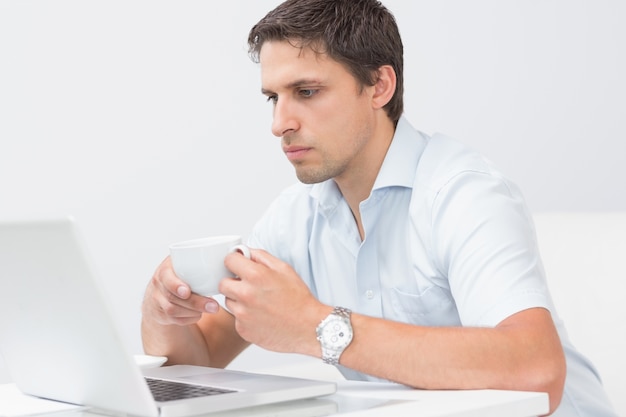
[283,145,311,161]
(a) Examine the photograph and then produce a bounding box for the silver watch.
[316,307,353,365]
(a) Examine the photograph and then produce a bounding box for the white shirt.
[247,116,617,416]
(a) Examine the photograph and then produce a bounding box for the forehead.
[259,40,352,89]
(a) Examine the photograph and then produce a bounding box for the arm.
[221,249,566,414]
[141,256,250,368]
[341,307,565,413]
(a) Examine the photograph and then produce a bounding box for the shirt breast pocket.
[388,286,460,326]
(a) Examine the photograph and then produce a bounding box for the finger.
[143,285,199,325]
[218,276,243,302]
[223,247,281,278]
[224,296,235,314]
[155,292,220,325]
[247,248,281,269]
[168,291,219,314]
[156,256,192,300]
[151,259,219,316]
[244,248,293,278]
[224,248,258,279]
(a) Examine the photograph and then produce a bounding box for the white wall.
[1,0,624,390]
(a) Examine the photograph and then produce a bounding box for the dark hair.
[248,0,404,125]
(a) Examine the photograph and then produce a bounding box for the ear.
[371,65,396,110]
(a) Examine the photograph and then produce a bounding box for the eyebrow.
[261,78,323,95]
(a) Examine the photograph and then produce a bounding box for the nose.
[271,98,299,137]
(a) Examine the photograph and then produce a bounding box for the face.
[259,41,379,185]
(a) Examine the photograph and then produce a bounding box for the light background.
[1,0,624,396]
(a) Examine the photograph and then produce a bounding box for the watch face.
[321,318,353,349]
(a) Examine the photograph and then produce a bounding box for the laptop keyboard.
[146,377,236,402]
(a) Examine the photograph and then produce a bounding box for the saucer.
[134,354,167,369]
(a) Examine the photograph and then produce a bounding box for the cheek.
[309,93,373,153]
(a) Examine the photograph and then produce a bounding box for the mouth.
[283,145,311,162]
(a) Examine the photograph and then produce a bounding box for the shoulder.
[411,133,525,213]
[416,133,498,190]
[408,132,532,263]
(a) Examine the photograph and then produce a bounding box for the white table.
[0,380,548,417]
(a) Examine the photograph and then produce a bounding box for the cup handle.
[229,244,251,259]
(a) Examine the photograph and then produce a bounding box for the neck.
[335,116,396,240]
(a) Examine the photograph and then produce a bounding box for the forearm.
[334,308,566,413]
[141,316,211,366]
[142,308,250,368]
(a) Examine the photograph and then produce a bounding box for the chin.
[295,171,328,185]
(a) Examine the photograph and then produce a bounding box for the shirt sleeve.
[429,169,552,327]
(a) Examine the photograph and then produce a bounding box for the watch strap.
[331,306,351,320]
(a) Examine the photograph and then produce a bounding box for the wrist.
[315,306,354,365]
[300,305,334,357]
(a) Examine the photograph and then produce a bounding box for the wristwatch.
[316,307,353,365]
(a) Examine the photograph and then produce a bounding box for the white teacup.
[169,235,250,296]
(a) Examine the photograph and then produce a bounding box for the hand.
[142,256,221,326]
[220,249,329,356]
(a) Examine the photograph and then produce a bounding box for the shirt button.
[365,290,375,299]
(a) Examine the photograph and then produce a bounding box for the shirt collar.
[310,116,428,211]
[373,116,427,190]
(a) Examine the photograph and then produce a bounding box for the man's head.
[248,0,404,125]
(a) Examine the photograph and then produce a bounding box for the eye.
[299,89,317,98]
[265,94,278,104]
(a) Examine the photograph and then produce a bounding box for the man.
[141,1,616,415]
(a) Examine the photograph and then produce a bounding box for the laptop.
[0,217,336,417]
